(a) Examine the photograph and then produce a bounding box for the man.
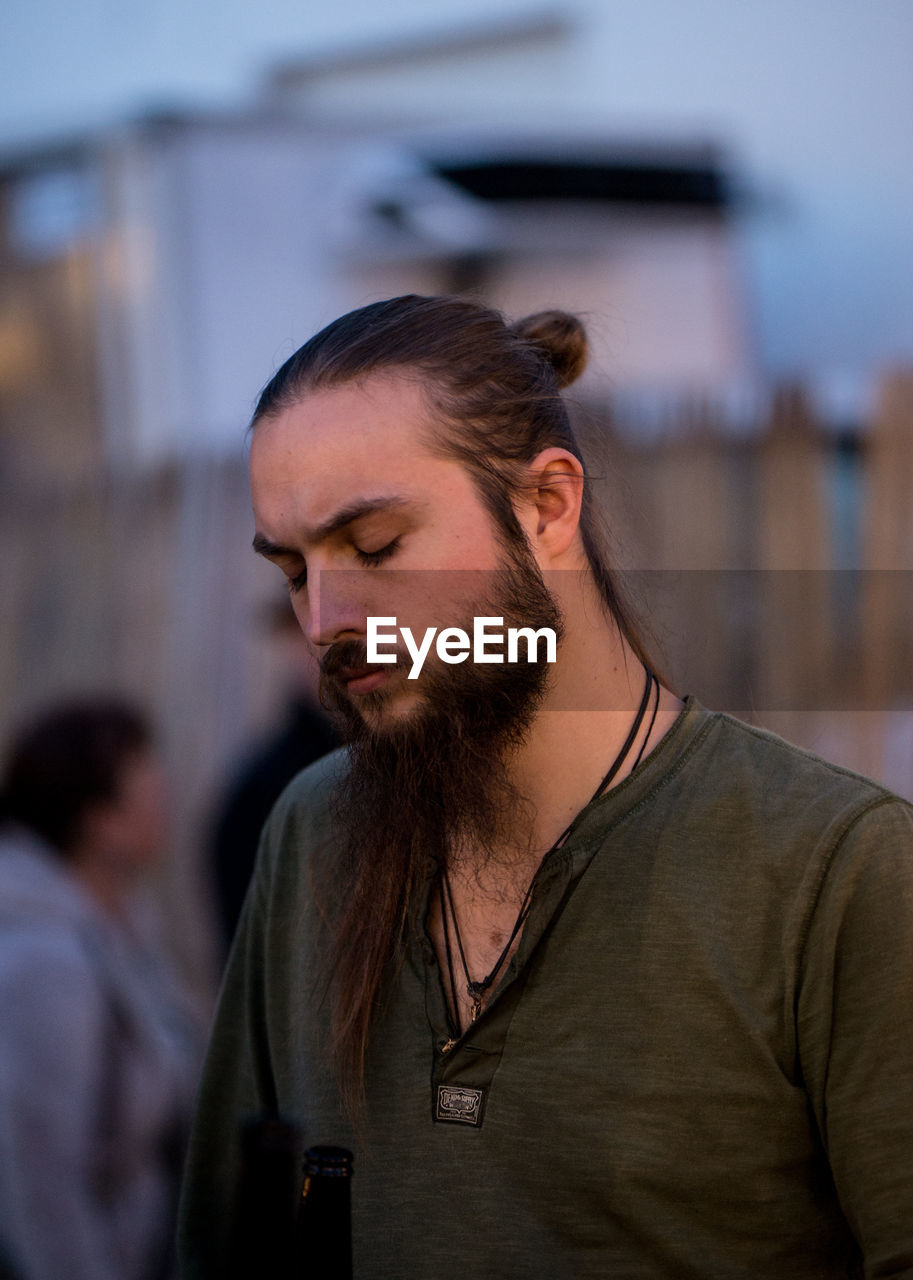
[180,295,913,1277]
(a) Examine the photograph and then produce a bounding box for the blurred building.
[0,12,758,476]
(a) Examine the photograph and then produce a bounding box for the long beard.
[321,556,564,878]
[313,553,564,1110]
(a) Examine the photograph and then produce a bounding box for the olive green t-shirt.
[179,698,913,1278]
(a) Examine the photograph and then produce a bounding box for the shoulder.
[0,923,106,1063]
[265,746,349,836]
[249,747,349,892]
[0,831,101,983]
[649,703,913,916]
[690,707,909,838]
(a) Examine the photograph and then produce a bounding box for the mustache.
[320,638,399,682]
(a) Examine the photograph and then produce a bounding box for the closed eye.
[287,565,308,594]
[285,537,401,594]
[353,537,401,567]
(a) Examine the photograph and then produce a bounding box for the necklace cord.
[630,673,660,774]
[439,876,462,1031]
[439,666,657,1031]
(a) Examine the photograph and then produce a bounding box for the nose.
[300,567,369,650]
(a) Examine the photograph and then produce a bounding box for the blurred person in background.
[0,699,203,1280]
[208,599,338,957]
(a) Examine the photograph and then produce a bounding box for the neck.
[431,583,679,1034]
[482,573,681,876]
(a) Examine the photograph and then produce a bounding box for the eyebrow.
[252,496,413,559]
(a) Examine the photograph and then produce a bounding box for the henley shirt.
[179,698,913,1278]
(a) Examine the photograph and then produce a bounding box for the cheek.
[302,569,399,641]
[376,575,483,635]
[432,517,503,571]
[288,590,310,631]
[122,766,169,853]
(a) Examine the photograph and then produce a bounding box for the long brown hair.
[251,294,657,1112]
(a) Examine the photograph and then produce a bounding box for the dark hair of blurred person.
[0,697,203,1280]
[1,701,158,897]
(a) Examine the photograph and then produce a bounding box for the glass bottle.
[296,1145,354,1279]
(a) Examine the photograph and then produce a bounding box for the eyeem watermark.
[368,616,558,680]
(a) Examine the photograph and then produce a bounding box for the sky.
[0,0,533,145]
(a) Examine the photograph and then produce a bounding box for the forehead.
[249,372,469,530]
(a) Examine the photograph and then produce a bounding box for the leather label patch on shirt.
[435,1084,485,1126]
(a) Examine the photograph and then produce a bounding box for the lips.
[338,664,393,695]
[322,641,396,696]
[338,664,373,683]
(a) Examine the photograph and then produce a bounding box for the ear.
[519,447,585,561]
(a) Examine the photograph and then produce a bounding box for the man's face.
[249,372,558,735]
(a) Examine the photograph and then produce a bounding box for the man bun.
[510,309,588,389]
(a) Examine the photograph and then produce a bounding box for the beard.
[318,550,565,895]
[312,540,563,1113]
